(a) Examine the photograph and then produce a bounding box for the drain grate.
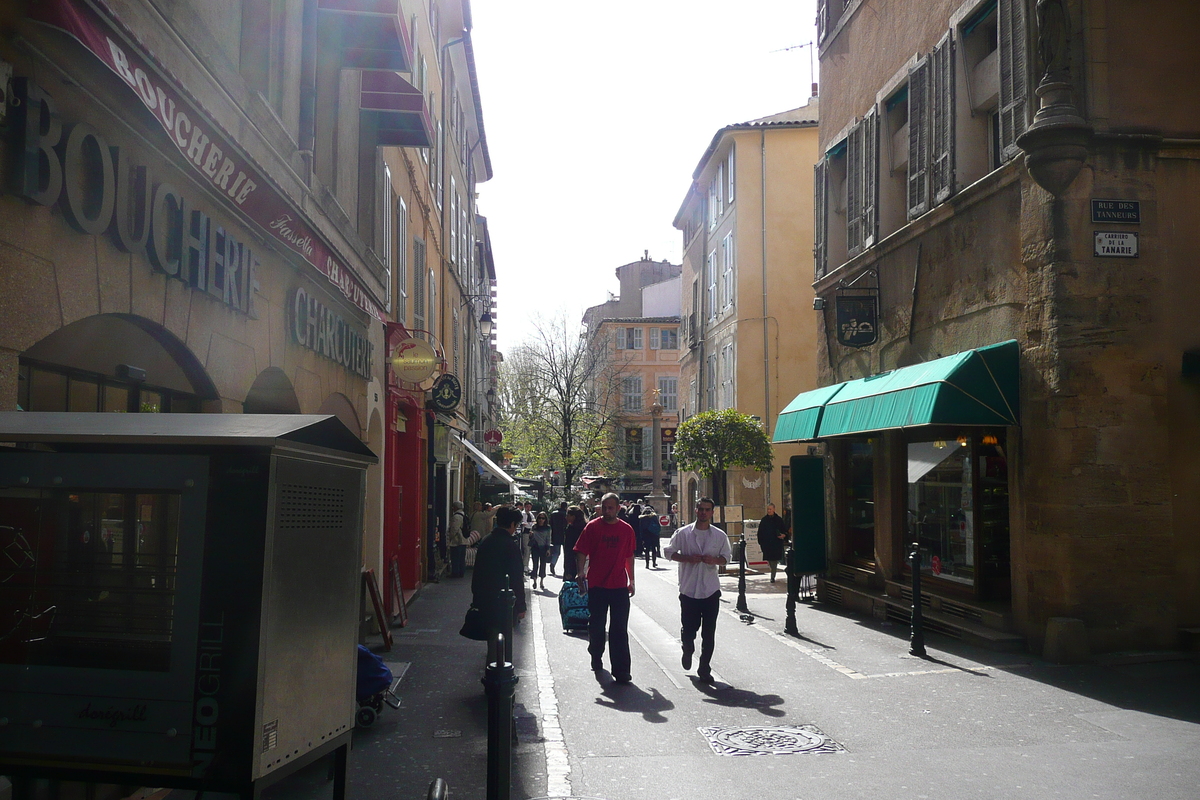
[699,725,846,756]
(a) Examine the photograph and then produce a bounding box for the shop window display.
[908,439,974,584]
[846,440,875,563]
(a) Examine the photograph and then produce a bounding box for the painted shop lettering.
[107,38,258,205]
[10,78,258,317]
[292,288,374,380]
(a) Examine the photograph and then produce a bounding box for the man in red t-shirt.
[574,492,637,682]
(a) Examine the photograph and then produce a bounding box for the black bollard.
[784,545,800,636]
[909,542,927,657]
[483,632,517,800]
[735,537,750,614]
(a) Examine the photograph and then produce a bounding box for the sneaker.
[681,650,693,670]
[613,674,632,684]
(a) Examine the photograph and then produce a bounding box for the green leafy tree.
[673,409,774,505]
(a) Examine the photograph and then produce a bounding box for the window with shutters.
[377,158,393,297]
[958,1,1004,183]
[814,159,828,279]
[658,376,678,411]
[706,355,717,410]
[452,309,460,375]
[720,342,735,409]
[428,268,437,333]
[997,0,1027,162]
[413,239,426,336]
[706,251,717,319]
[721,233,735,309]
[823,141,849,271]
[396,198,408,325]
[660,328,679,350]
[726,146,735,204]
[622,376,643,411]
[716,163,725,220]
[846,109,878,257]
[930,33,956,204]
[628,327,643,350]
[615,327,627,350]
[707,183,718,230]
[624,428,643,470]
[881,85,911,237]
[650,328,660,350]
[449,179,458,264]
[907,56,930,220]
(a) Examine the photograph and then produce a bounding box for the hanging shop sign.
[661,427,677,443]
[291,288,373,379]
[484,429,503,446]
[429,374,462,412]
[835,293,879,347]
[1091,200,1140,224]
[390,338,439,384]
[1094,232,1139,258]
[28,0,383,320]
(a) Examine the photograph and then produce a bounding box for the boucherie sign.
[27,0,383,320]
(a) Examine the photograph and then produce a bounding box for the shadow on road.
[594,681,675,722]
[691,677,786,717]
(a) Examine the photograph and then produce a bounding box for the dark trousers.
[587,586,631,678]
[450,545,466,578]
[680,590,721,670]
[531,545,549,580]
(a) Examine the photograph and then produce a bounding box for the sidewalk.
[347,572,542,800]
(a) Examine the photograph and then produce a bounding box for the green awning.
[773,340,1019,442]
[772,382,847,443]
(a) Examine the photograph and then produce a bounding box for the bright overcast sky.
[471,0,819,353]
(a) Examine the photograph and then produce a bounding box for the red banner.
[30,0,384,320]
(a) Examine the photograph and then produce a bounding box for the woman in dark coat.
[471,505,527,664]
[561,506,586,581]
[757,503,790,582]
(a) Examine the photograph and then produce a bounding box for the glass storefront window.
[29,369,68,411]
[908,439,973,585]
[846,440,875,563]
[68,377,100,411]
[0,489,181,671]
[18,363,199,414]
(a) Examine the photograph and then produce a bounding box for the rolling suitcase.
[558,580,590,633]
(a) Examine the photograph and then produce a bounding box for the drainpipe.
[760,129,772,505]
[297,0,318,180]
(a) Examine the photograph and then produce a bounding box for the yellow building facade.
[673,102,821,522]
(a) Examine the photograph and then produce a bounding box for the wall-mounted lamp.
[981,434,999,446]
[813,297,826,311]
[479,312,493,339]
[956,434,969,447]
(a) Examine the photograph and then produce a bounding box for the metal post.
[735,537,749,614]
[482,589,518,800]
[909,542,927,657]
[784,544,800,636]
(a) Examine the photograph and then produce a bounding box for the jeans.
[531,545,549,580]
[587,586,631,679]
[680,590,721,671]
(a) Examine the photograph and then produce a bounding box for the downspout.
[297,0,318,180]
[760,129,772,505]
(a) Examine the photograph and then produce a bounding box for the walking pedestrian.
[471,505,527,665]
[757,503,791,582]
[530,512,552,590]
[574,492,637,683]
[520,501,535,575]
[562,505,585,581]
[663,497,730,682]
[549,502,567,575]
[447,500,468,578]
[637,505,661,568]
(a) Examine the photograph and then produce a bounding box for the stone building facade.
[781,0,1200,654]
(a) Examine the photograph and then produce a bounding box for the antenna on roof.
[771,41,818,98]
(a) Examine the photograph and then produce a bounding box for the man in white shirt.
[663,497,731,682]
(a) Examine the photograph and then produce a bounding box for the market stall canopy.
[461,436,516,494]
[772,340,1019,442]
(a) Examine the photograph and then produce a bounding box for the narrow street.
[350,562,1200,800]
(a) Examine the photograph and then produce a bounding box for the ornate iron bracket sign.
[835,269,879,348]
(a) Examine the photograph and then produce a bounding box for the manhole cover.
[699,725,846,756]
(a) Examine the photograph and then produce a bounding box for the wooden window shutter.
[813,159,828,280]
[862,106,878,249]
[931,32,956,204]
[907,56,930,220]
[846,120,863,256]
[817,0,829,43]
[998,0,1028,161]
